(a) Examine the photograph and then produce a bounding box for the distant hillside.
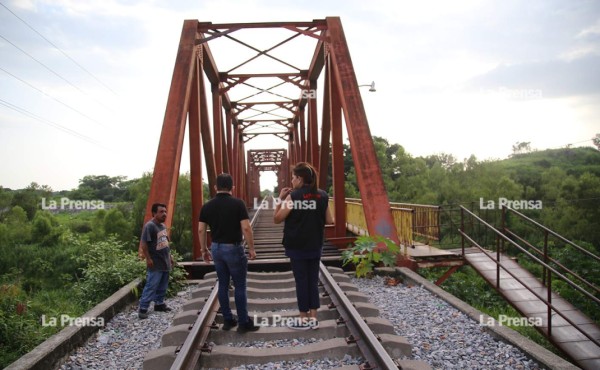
[497,147,600,177]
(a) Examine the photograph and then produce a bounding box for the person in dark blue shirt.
[274,162,334,330]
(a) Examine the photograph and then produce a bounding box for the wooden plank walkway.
[465,251,600,370]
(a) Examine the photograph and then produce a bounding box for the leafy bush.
[342,235,400,277]
[31,210,63,246]
[73,236,146,306]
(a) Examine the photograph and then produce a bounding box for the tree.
[0,187,13,221]
[3,206,32,244]
[31,210,62,246]
[103,208,131,242]
[10,182,52,220]
[71,175,128,202]
[511,141,532,156]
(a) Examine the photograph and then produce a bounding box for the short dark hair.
[216,173,233,191]
[151,203,167,215]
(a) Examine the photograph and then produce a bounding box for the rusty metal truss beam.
[142,17,401,261]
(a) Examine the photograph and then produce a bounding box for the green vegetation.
[0,173,200,368]
[341,138,600,360]
[342,235,400,277]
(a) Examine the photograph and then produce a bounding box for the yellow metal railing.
[329,198,414,249]
[389,202,441,241]
[391,206,414,248]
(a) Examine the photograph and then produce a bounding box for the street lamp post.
[359,81,376,92]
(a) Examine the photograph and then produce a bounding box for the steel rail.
[319,263,399,370]
[168,283,219,370]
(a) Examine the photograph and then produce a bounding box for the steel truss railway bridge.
[140,18,600,369]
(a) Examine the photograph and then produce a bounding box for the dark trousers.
[211,243,249,324]
[290,257,321,312]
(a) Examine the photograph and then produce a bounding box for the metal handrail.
[503,205,600,262]
[319,263,399,369]
[503,228,600,295]
[460,206,600,347]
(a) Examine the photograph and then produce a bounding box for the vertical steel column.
[318,65,331,190]
[239,140,247,204]
[326,16,400,244]
[232,122,240,197]
[329,56,347,238]
[287,129,295,185]
[142,20,197,230]
[199,70,216,197]
[212,84,223,174]
[308,80,319,165]
[293,123,301,166]
[224,109,232,174]
[189,55,204,261]
[299,109,306,162]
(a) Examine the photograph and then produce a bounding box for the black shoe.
[222,318,238,331]
[237,319,260,333]
[138,309,148,319]
[154,304,172,312]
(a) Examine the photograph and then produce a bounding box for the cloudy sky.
[1,0,599,191]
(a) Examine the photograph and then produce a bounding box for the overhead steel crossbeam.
[247,149,288,201]
[141,18,403,263]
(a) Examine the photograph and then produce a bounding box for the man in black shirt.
[198,173,259,333]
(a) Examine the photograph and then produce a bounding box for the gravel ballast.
[351,275,546,370]
[58,275,550,370]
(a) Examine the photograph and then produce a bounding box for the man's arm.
[140,240,154,268]
[198,221,211,262]
[241,219,256,260]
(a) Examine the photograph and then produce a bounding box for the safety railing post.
[542,230,549,286]
[548,261,552,337]
[460,207,465,256]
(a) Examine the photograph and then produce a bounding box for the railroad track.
[142,206,430,370]
[143,265,431,370]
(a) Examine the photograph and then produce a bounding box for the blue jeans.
[139,269,169,311]
[211,243,249,324]
[290,257,321,312]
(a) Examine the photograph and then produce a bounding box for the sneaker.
[287,320,311,330]
[222,318,238,331]
[237,320,260,333]
[154,304,172,312]
[138,309,148,319]
[310,320,319,330]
